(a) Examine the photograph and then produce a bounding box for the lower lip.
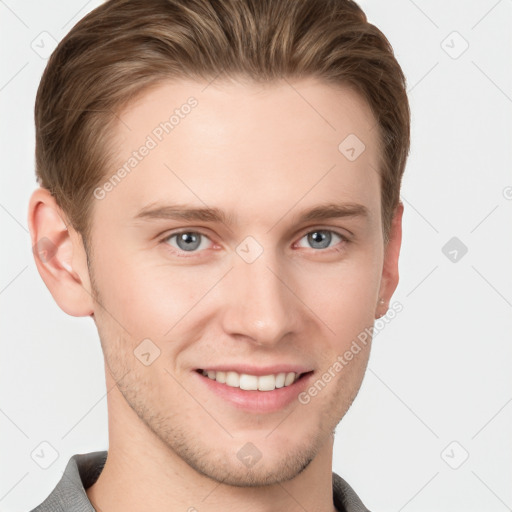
[194,370,314,413]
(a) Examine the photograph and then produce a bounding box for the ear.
[375,201,403,319]
[28,187,94,317]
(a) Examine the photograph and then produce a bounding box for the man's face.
[87,77,389,485]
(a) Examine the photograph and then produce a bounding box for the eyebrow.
[134,203,236,225]
[133,201,370,227]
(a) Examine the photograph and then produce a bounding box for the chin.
[190,449,316,488]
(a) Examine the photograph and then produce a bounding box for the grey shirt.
[29,451,370,512]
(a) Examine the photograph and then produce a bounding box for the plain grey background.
[1,1,511,510]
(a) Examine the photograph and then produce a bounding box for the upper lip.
[196,364,313,376]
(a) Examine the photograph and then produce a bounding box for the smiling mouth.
[195,369,312,391]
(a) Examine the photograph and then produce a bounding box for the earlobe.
[375,297,387,319]
[375,201,403,319]
[28,187,94,317]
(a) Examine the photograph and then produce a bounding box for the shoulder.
[28,451,107,512]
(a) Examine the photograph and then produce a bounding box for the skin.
[28,77,403,512]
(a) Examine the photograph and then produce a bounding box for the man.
[27,0,410,510]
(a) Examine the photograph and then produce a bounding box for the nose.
[220,248,300,347]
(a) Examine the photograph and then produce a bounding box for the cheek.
[91,246,216,345]
[89,242,168,335]
[300,253,380,315]
[297,253,381,363]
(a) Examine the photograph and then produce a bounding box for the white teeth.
[258,374,276,391]
[201,369,301,391]
[239,374,258,390]
[275,373,286,388]
[284,372,296,386]
[225,371,240,387]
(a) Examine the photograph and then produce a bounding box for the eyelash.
[160,228,350,258]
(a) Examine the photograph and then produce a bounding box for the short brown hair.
[35,0,410,246]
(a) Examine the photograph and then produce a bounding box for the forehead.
[96,77,381,227]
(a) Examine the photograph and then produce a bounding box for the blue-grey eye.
[167,231,209,252]
[298,230,343,250]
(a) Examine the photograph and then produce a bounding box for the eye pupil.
[176,232,201,251]
[308,230,331,249]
